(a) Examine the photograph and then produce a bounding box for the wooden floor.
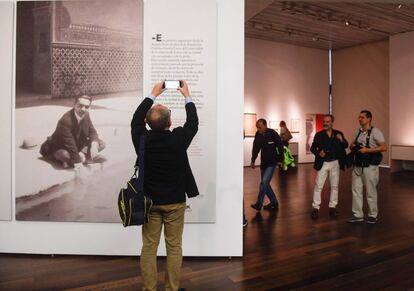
[1,165,414,290]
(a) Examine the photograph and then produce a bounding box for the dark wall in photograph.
[16,1,35,93]
[16,0,143,98]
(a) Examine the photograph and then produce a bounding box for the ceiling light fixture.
[252,22,272,31]
[397,4,403,9]
[253,22,264,30]
[280,3,371,32]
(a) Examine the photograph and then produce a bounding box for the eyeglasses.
[76,104,90,110]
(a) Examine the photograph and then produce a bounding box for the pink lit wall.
[390,32,414,148]
[332,41,389,165]
[244,38,329,165]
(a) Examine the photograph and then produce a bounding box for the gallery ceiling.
[245,1,414,50]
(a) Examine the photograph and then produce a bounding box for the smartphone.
[163,80,181,89]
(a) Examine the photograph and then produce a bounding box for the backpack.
[118,135,153,227]
[276,145,296,171]
[282,146,296,171]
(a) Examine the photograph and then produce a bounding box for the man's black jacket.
[131,97,199,205]
[251,128,284,170]
[310,129,349,171]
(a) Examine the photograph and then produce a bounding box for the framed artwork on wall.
[269,120,279,131]
[305,113,324,154]
[291,118,300,133]
[244,113,257,137]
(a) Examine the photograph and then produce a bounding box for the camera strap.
[354,127,373,147]
[354,130,362,145]
[365,127,373,148]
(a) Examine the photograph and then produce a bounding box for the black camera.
[346,143,368,168]
[352,143,363,153]
[348,143,374,168]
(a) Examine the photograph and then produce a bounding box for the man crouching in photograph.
[40,95,106,170]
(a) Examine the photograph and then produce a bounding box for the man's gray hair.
[146,105,171,131]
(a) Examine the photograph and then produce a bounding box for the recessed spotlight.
[345,20,350,26]
[398,4,403,9]
[312,36,319,41]
[264,23,273,31]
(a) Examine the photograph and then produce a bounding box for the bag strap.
[365,127,373,148]
[286,128,293,141]
[135,134,146,192]
[354,127,373,147]
[354,129,363,145]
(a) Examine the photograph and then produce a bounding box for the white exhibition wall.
[0,0,244,256]
[244,38,329,165]
[390,31,414,147]
[143,0,218,223]
[0,1,13,221]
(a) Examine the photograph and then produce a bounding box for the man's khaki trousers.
[352,165,379,219]
[141,202,186,291]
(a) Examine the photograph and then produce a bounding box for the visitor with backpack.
[131,80,198,291]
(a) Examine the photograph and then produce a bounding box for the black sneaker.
[250,203,262,211]
[263,203,278,210]
[311,208,319,220]
[243,216,248,227]
[366,217,378,224]
[347,216,364,223]
[329,207,338,218]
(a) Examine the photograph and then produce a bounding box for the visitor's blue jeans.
[256,166,278,206]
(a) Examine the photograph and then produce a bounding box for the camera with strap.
[352,127,382,168]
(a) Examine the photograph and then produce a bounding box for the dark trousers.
[255,166,278,206]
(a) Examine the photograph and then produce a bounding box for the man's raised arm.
[180,81,199,149]
[131,81,165,154]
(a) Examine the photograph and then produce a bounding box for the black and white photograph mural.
[15,0,143,222]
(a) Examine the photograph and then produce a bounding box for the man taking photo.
[131,80,198,291]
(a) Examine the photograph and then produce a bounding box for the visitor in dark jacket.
[250,118,284,211]
[131,80,198,291]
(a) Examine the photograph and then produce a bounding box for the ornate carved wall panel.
[51,45,142,97]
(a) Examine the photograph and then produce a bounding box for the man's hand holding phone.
[178,80,190,97]
[151,80,166,97]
